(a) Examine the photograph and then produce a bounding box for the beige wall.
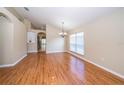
[0,16,14,65]
[0,8,27,66]
[23,19,31,32]
[13,19,27,63]
[67,9,124,76]
[46,25,66,53]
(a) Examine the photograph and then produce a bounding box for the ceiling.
[14,7,119,31]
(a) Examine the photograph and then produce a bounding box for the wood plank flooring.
[0,52,124,85]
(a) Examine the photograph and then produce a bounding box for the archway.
[0,13,12,22]
[37,32,46,53]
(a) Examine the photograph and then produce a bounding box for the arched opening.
[0,13,12,22]
[0,12,13,65]
[37,32,46,53]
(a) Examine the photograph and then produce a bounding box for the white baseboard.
[28,50,37,53]
[67,51,124,79]
[67,51,83,60]
[0,54,27,68]
[46,51,66,54]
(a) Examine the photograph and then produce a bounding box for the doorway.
[37,32,46,53]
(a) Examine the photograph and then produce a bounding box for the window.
[69,32,84,55]
[70,34,76,52]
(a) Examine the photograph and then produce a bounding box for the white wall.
[67,8,124,77]
[0,8,27,66]
[46,25,66,53]
[27,29,45,53]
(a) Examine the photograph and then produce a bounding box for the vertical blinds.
[69,32,84,55]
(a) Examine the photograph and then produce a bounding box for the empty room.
[0,7,124,85]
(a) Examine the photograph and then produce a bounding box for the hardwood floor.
[0,52,124,85]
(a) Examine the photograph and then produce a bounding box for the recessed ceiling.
[14,7,119,31]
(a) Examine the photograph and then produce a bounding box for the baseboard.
[28,50,37,53]
[0,54,27,68]
[46,51,66,54]
[67,51,83,60]
[67,51,124,79]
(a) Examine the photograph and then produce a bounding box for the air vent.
[24,7,29,11]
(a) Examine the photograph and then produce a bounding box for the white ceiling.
[14,7,119,31]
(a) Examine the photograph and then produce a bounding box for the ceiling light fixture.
[59,22,67,38]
